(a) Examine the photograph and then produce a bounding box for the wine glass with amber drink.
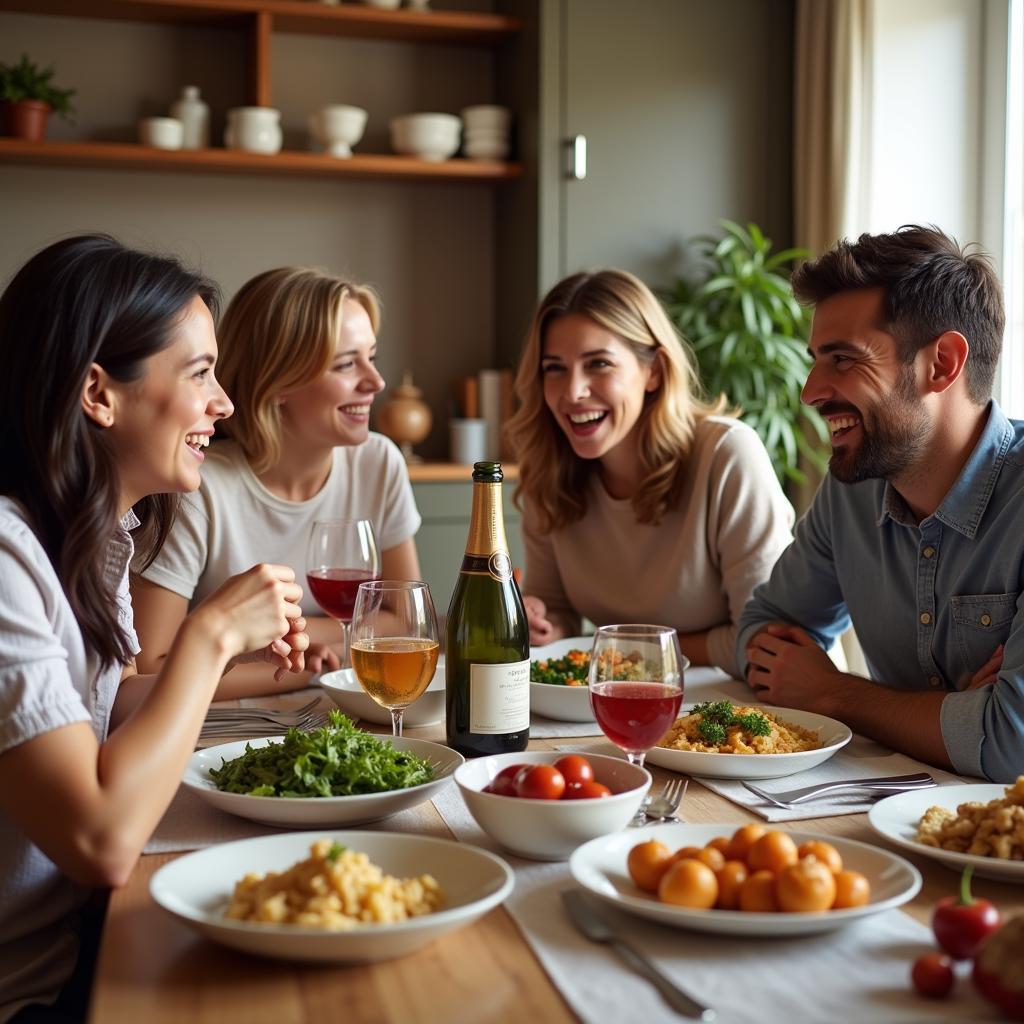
[350,580,440,737]
[306,518,380,669]
[589,624,687,823]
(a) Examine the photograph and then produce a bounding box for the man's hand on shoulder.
[745,621,846,715]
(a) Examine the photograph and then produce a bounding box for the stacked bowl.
[460,105,511,161]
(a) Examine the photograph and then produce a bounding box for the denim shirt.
[737,401,1024,783]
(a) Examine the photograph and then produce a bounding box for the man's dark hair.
[791,225,1004,404]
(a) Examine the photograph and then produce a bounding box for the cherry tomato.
[553,755,595,786]
[514,764,566,800]
[489,764,526,797]
[832,870,871,909]
[658,858,718,909]
[562,780,612,799]
[627,840,673,893]
[932,865,1001,959]
[797,839,843,874]
[911,952,955,999]
[747,831,799,874]
[776,856,837,913]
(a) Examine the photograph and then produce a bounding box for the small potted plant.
[0,53,76,142]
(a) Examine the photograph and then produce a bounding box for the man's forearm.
[827,678,951,770]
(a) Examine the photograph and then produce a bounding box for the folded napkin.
[529,713,603,738]
[430,787,989,1024]
[696,736,967,822]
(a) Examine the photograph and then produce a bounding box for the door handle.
[566,134,587,180]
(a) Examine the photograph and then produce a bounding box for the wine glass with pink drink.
[588,624,687,824]
[306,518,381,669]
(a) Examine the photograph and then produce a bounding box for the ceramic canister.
[224,107,282,154]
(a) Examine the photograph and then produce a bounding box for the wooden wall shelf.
[0,0,520,46]
[0,139,523,182]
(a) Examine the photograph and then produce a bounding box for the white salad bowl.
[320,660,445,727]
[185,735,462,827]
[455,751,650,861]
[529,636,595,722]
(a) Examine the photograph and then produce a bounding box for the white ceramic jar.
[170,85,210,149]
[224,107,282,154]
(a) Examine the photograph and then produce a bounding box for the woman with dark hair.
[0,235,308,1021]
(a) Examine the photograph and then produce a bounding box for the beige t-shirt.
[138,435,421,618]
[522,417,795,677]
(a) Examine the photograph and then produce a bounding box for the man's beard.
[828,368,929,484]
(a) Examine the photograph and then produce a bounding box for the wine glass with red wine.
[350,580,439,737]
[588,624,687,824]
[306,518,381,668]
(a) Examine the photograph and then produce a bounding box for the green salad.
[208,709,435,798]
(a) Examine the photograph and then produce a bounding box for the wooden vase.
[376,372,433,463]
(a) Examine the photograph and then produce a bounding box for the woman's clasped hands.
[195,563,310,681]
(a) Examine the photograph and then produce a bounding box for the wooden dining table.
[88,690,1023,1024]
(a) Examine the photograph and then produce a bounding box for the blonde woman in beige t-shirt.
[132,268,422,698]
[506,269,794,677]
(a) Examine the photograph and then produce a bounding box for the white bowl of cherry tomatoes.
[454,751,651,861]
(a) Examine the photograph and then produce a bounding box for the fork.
[198,709,330,741]
[203,696,320,723]
[635,777,688,826]
[742,772,935,807]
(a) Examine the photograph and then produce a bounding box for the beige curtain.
[793,0,874,255]
[793,0,873,675]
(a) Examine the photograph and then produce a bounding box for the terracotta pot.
[3,100,51,141]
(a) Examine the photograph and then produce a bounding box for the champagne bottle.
[445,461,529,756]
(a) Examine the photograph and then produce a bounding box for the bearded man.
[737,225,1023,782]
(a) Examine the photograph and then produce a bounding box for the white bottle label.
[469,660,530,734]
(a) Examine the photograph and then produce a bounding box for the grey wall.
[1,1,794,454]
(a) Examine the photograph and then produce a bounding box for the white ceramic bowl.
[309,104,367,158]
[463,127,509,143]
[529,636,595,722]
[455,751,650,861]
[460,104,511,133]
[570,822,922,937]
[320,660,444,727]
[184,735,462,826]
[390,113,461,161]
[151,830,513,962]
[464,139,510,161]
[645,704,852,780]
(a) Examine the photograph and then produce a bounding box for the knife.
[561,889,716,1021]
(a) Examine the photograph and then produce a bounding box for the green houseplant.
[0,53,76,142]
[664,220,828,485]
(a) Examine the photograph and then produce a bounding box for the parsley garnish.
[326,842,346,863]
[208,710,434,797]
[691,701,771,745]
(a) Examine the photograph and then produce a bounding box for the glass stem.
[338,620,350,669]
[390,708,404,737]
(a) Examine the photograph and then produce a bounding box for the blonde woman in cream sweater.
[506,269,794,677]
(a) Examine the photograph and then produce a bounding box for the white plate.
[529,636,595,722]
[569,822,921,936]
[185,735,463,827]
[320,658,445,728]
[868,784,1024,883]
[645,705,852,780]
[151,830,513,962]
